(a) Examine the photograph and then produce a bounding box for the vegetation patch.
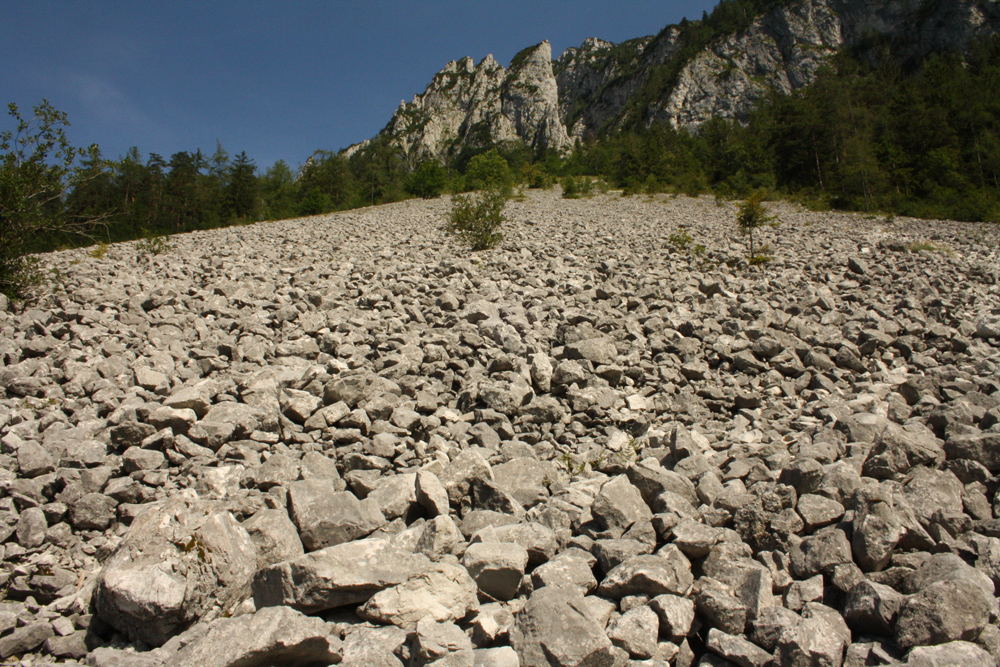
[446,187,507,251]
[908,240,954,255]
[737,190,778,262]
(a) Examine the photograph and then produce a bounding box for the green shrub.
[1,100,100,300]
[405,160,447,199]
[563,176,595,199]
[298,188,331,216]
[446,187,507,251]
[525,166,554,189]
[749,243,773,265]
[465,149,513,196]
[736,189,777,261]
[562,176,580,198]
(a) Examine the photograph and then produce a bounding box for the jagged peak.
[580,37,615,50]
[479,54,502,71]
[580,37,614,52]
[509,41,553,71]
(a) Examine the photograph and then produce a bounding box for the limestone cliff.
[642,0,1000,131]
[346,0,999,162]
[345,42,568,164]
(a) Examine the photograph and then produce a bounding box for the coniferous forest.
[7,23,1000,261]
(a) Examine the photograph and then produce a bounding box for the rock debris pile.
[0,190,999,667]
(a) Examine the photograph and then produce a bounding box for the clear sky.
[4,1,719,171]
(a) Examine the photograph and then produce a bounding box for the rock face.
[2,189,1000,665]
[346,41,570,163]
[347,0,999,160]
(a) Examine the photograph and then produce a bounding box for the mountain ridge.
[346,0,1000,164]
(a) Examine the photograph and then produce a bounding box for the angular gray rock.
[705,628,773,667]
[597,546,693,599]
[287,479,385,551]
[607,605,660,659]
[896,578,993,649]
[843,580,903,636]
[161,605,343,667]
[252,538,430,613]
[590,474,654,538]
[94,497,259,647]
[772,603,851,667]
[463,541,530,601]
[650,593,696,641]
[903,641,997,667]
[411,617,474,667]
[510,586,618,667]
[359,559,479,629]
[243,507,305,569]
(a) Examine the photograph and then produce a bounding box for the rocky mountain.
[347,0,1000,163]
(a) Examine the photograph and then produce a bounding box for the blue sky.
[4,1,718,171]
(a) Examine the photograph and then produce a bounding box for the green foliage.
[569,35,1000,224]
[521,163,554,189]
[0,99,99,299]
[88,242,109,259]
[561,176,580,198]
[405,160,447,199]
[668,226,694,251]
[908,240,953,254]
[259,160,297,220]
[562,176,594,198]
[223,151,259,221]
[298,188,331,217]
[136,231,172,258]
[737,190,777,260]
[446,187,507,251]
[464,149,513,196]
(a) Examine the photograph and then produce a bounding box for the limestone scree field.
[1,189,1000,666]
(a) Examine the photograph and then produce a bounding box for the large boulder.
[161,605,343,667]
[896,553,996,650]
[597,546,693,599]
[510,586,618,667]
[252,538,430,613]
[243,508,305,570]
[94,495,259,647]
[287,479,385,551]
[358,559,479,629]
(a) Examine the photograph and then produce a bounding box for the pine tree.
[225,151,259,221]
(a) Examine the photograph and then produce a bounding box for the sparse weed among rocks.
[136,231,172,258]
[749,243,773,265]
[737,190,778,264]
[89,242,109,259]
[669,227,694,251]
[908,239,953,255]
